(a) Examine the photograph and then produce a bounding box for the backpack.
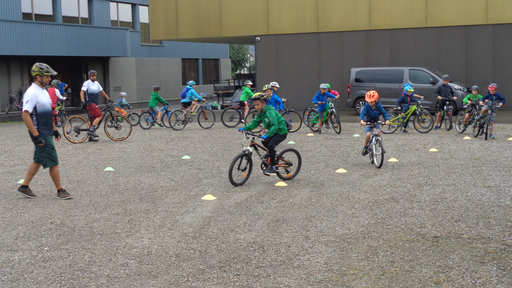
[230,89,243,104]
[180,86,191,99]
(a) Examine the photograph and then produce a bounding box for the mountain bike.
[279,98,302,133]
[54,101,70,128]
[139,104,172,130]
[5,93,22,114]
[228,131,302,186]
[221,101,256,128]
[473,103,500,140]
[168,99,216,131]
[381,100,433,134]
[63,101,132,143]
[438,98,455,131]
[307,99,341,134]
[363,121,386,169]
[455,103,481,134]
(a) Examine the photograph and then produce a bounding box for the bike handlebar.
[240,130,262,138]
[363,121,386,127]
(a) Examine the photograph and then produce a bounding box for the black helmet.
[153,85,161,91]
[250,92,268,102]
[31,62,57,77]
[51,79,61,87]
[471,85,479,92]
[441,74,450,81]
[88,70,97,77]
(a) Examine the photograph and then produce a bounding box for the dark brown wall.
[256,24,512,112]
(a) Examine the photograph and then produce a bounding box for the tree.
[229,44,249,77]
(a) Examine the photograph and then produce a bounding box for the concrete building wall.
[255,24,512,111]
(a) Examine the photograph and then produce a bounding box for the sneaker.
[18,186,37,198]
[57,189,72,200]
[117,117,123,122]
[318,129,322,134]
[56,124,62,128]
[325,123,330,129]
[263,167,277,176]
[88,137,98,142]
[403,129,408,133]
[434,126,439,130]
[241,118,245,123]
[362,147,368,156]
[489,134,495,139]
[87,130,99,137]
[462,125,467,132]
[190,112,197,115]
[156,123,164,127]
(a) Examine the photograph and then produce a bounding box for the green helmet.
[250,92,268,101]
[326,83,331,89]
[31,62,57,77]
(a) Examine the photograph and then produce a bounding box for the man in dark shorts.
[80,70,112,142]
[18,63,72,199]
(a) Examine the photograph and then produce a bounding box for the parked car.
[346,67,470,115]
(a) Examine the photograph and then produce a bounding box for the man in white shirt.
[80,70,111,142]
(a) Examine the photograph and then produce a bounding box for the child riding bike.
[238,92,288,176]
[240,80,254,122]
[461,85,483,131]
[476,83,506,139]
[268,82,284,112]
[360,91,390,156]
[149,85,169,127]
[395,84,424,133]
[115,92,133,116]
[181,80,204,116]
[312,83,339,134]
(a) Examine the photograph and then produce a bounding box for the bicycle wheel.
[372,138,384,169]
[484,115,490,140]
[5,104,12,114]
[169,109,187,131]
[281,110,302,133]
[302,107,315,127]
[307,110,320,132]
[413,110,434,134]
[444,109,452,131]
[197,108,216,129]
[128,113,140,126]
[472,120,481,138]
[330,111,342,134]
[160,111,172,128]
[59,112,70,127]
[221,108,242,128]
[381,111,399,134]
[276,148,302,181]
[455,111,466,133]
[104,115,132,141]
[139,111,155,130]
[228,152,253,186]
[246,110,262,133]
[63,115,90,144]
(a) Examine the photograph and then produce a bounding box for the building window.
[202,59,219,85]
[62,0,89,25]
[22,0,54,22]
[182,59,199,86]
[110,2,132,29]
[139,5,161,44]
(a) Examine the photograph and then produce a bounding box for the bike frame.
[310,100,336,124]
[242,133,289,169]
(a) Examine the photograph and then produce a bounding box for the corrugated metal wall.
[256,24,512,111]
[0,0,22,20]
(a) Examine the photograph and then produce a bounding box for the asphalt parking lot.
[1,114,511,287]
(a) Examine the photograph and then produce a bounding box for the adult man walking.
[18,63,72,199]
[80,70,112,142]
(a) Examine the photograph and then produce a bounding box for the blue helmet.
[187,80,196,86]
[404,84,414,92]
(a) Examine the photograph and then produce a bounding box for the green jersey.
[240,86,254,102]
[148,91,168,108]
[242,104,288,137]
[463,93,482,105]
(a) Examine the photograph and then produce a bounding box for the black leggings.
[262,133,287,166]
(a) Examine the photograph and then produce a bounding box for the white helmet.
[319,83,328,89]
[120,92,127,97]
[244,80,253,85]
[270,81,279,88]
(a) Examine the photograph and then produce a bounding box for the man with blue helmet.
[395,84,424,133]
[181,80,204,116]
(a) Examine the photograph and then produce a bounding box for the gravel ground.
[1,114,511,287]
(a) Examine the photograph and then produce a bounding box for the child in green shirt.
[462,85,483,131]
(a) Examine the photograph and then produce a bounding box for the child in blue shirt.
[476,83,506,139]
[395,84,424,133]
[360,90,390,155]
[312,83,339,134]
[268,81,284,112]
[181,80,204,116]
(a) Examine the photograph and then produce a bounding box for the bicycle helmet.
[365,90,379,102]
[244,80,253,85]
[120,92,127,97]
[88,70,97,77]
[50,79,61,87]
[250,92,268,101]
[270,81,280,88]
[153,85,161,91]
[319,83,328,89]
[325,83,331,89]
[404,85,414,92]
[262,84,272,91]
[488,83,498,91]
[31,63,57,77]
[471,85,479,92]
[187,80,196,85]
[441,74,450,81]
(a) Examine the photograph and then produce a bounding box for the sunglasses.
[90,73,97,77]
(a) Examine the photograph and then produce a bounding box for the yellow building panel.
[268,0,318,34]
[487,0,512,24]
[176,0,222,38]
[220,0,268,36]
[371,0,427,29]
[318,0,371,31]
[149,0,178,40]
[427,0,487,27]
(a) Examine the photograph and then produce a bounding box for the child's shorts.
[149,106,160,113]
[115,108,127,116]
[364,125,380,134]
